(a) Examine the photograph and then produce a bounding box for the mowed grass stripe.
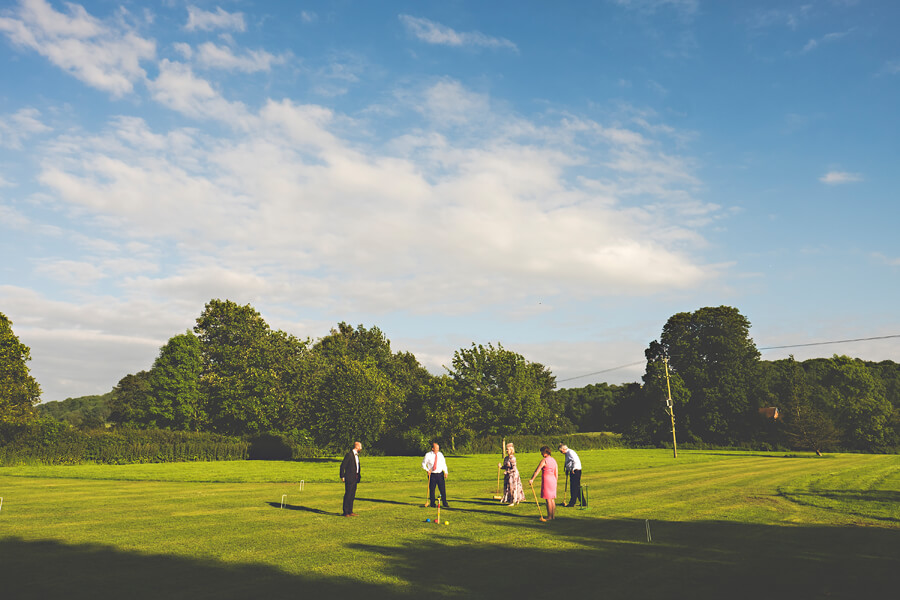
[588,455,885,521]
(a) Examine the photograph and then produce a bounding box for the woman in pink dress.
[529,446,558,520]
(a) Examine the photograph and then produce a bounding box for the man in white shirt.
[422,442,450,508]
[558,444,582,507]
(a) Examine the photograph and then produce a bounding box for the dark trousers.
[429,472,447,506]
[343,477,358,515]
[568,470,582,506]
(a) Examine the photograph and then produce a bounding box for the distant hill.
[39,392,115,429]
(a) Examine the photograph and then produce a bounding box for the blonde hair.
[506,443,515,454]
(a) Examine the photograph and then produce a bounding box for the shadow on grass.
[265,501,335,515]
[3,518,898,600]
[356,496,418,507]
[0,536,395,600]
[351,517,900,599]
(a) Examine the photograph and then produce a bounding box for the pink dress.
[540,456,558,499]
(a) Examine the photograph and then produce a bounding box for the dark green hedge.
[247,430,323,460]
[0,420,249,465]
[462,432,624,455]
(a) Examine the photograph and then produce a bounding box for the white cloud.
[194,42,286,72]
[801,29,853,54]
[881,59,900,75]
[399,15,518,52]
[0,204,31,228]
[147,59,251,123]
[820,170,862,184]
[871,253,900,267]
[300,11,317,24]
[748,5,813,30]
[173,41,192,59]
[34,259,106,285]
[33,78,716,319]
[420,79,491,125]
[612,0,699,16]
[0,107,51,148]
[184,5,245,32]
[0,284,184,400]
[0,0,155,97]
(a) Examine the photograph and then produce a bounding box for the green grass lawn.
[1,450,898,599]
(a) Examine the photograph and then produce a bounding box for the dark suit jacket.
[339,450,360,483]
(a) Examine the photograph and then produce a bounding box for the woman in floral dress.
[498,442,525,505]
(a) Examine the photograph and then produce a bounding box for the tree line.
[96,300,564,454]
[4,304,900,457]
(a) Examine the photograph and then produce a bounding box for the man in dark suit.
[339,441,362,516]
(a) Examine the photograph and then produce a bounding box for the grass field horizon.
[2,449,898,599]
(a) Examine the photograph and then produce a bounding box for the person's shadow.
[265,502,334,515]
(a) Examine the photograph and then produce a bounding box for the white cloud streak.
[801,29,853,53]
[0,0,155,97]
[184,5,245,32]
[612,0,699,15]
[820,171,862,184]
[194,42,287,72]
[399,15,518,52]
[0,107,51,148]
[147,59,251,123]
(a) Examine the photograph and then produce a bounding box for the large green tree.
[422,374,474,451]
[108,371,153,425]
[448,343,555,443]
[0,312,41,425]
[823,355,893,451]
[774,357,840,455]
[147,332,205,431]
[194,300,309,435]
[312,323,432,450]
[304,354,395,450]
[646,306,761,445]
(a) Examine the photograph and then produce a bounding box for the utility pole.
[663,356,678,458]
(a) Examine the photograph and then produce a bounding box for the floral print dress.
[501,455,526,504]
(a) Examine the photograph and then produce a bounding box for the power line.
[557,360,645,383]
[758,333,900,351]
[558,333,900,384]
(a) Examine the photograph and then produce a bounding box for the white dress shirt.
[563,449,582,473]
[422,450,448,475]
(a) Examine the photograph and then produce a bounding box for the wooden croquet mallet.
[529,480,546,522]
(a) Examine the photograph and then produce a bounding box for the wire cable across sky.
[558,334,900,384]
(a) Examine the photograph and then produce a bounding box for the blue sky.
[1,0,898,401]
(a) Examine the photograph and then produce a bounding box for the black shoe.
[442,504,450,509]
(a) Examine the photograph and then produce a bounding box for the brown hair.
[539,445,551,456]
